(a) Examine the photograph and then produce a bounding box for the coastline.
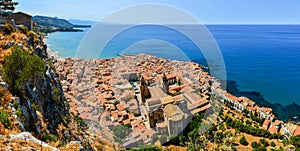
[226,80,300,122]
[43,36,64,60]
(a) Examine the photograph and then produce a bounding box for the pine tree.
[0,0,19,16]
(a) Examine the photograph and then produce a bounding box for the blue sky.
[16,0,300,24]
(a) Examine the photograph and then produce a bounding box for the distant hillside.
[32,16,87,33]
[33,16,73,28]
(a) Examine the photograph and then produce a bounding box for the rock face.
[18,42,69,136]
[8,132,59,151]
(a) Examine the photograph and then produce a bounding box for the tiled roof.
[293,126,300,136]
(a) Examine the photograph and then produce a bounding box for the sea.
[46,25,300,106]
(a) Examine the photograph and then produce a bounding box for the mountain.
[33,16,73,28]
[32,16,84,33]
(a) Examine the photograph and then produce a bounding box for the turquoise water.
[46,25,300,106]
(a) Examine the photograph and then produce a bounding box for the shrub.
[259,138,269,147]
[251,141,260,149]
[271,141,276,147]
[1,24,15,35]
[0,110,11,128]
[15,108,22,117]
[3,45,45,95]
[19,25,28,35]
[111,124,133,143]
[239,136,248,146]
[41,133,59,142]
[290,135,300,150]
[12,99,19,109]
[74,114,87,128]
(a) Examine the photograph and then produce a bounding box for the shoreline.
[43,36,64,60]
[226,80,300,122]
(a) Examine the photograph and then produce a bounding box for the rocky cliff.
[0,27,117,150]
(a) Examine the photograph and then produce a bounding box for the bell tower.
[162,73,169,94]
[140,76,150,103]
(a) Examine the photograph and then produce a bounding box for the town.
[53,54,300,148]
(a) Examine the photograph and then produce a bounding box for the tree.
[239,136,248,146]
[0,0,18,16]
[290,135,300,150]
[3,45,45,95]
[111,124,133,143]
[271,141,276,147]
[259,138,269,147]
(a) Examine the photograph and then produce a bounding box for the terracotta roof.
[116,104,125,111]
[262,120,271,130]
[225,93,239,102]
[261,107,272,113]
[268,123,277,134]
[123,119,131,125]
[293,126,300,136]
[167,74,176,79]
[191,103,211,115]
[169,86,182,92]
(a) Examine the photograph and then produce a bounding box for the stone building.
[140,76,150,103]
[162,73,169,94]
[145,98,164,128]
[6,12,33,30]
[164,104,187,136]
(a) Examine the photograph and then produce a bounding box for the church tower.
[162,73,169,94]
[140,76,150,103]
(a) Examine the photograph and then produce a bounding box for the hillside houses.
[217,90,299,138]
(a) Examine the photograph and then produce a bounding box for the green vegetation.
[290,135,300,151]
[239,136,249,146]
[41,133,59,142]
[250,113,265,126]
[223,116,280,139]
[111,124,133,143]
[0,0,18,16]
[0,109,11,128]
[74,114,88,128]
[271,141,276,147]
[251,141,267,151]
[3,45,45,95]
[51,86,61,103]
[1,24,15,35]
[129,144,161,151]
[12,99,22,117]
[259,138,269,147]
[32,16,83,33]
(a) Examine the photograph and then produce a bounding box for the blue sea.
[46,25,300,106]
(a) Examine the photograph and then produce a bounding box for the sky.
[16,0,300,24]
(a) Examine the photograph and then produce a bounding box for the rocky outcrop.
[8,132,59,151]
[18,43,70,136]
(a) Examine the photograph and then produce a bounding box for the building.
[140,76,150,103]
[6,12,32,30]
[145,98,164,128]
[164,104,187,136]
[162,73,169,94]
[120,72,138,81]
